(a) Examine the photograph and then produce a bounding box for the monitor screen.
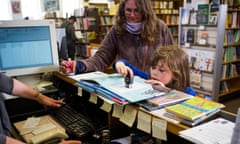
[0,20,59,77]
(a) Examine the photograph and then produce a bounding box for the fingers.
[116,62,134,77]
[60,60,74,74]
[152,84,171,92]
[39,94,65,108]
[145,79,161,84]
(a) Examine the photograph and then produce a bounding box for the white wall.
[0,0,84,20]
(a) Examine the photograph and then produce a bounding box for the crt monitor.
[0,20,59,78]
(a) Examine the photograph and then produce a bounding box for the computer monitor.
[0,20,59,79]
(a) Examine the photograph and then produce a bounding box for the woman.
[61,0,174,75]
[0,73,81,144]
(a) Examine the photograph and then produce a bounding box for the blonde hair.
[150,45,190,91]
[114,0,159,44]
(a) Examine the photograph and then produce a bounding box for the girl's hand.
[145,79,171,92]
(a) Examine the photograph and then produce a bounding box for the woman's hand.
[60,60,75,75]
[115,61,134,78]
[37,93,65,108]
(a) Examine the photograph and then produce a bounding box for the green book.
[197,4,209,25]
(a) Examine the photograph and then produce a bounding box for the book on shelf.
[209,0,220,25]
[73,71,165,104]
[138,90,193,111]
[186,29,195,44]
[196,4,209,25]
[190,69,202,89]
[181,8,190,24]
[183,48,215,72]
[179,117,235,144]
[197,30,208,45]
[165,96,225,121]
[189,9,197,25]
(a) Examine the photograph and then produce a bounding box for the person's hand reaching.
[145,79,171,92]
[115,61,134,78]
[60,60,75,75]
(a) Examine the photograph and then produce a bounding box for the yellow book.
[165,96,224,121]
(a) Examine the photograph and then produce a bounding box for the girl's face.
[150,60,173,85]
[124,0,143,23]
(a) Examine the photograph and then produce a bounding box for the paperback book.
[165,108,220,126]
[165,96,224,121]
[196,4,209,25]
[138,90,193,111]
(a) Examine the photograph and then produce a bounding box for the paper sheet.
[137,111,152,134]
[100,100,112,112]
[180,118,235,144]
[89,93,98,104]
[152,117,167,141]
[120,105,137,127]
[112,104,124,118]
[23,117,40,128]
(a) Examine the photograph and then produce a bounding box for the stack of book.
[165,96,225,126]
[74,71,165,105]
[138,90,193,111]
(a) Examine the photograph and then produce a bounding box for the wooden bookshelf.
[220,0,240,98]
[151,0,183,44]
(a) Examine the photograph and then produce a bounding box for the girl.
[113,45,196,96]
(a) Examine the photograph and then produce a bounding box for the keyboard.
[49,105,95,138]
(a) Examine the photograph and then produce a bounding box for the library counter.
[5,71,237,143]
[51,71,236,136]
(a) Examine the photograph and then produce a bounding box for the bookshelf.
[219,0,240,98]
[178,4,227,101]
[74,7,100,44]
[151,0,183,44]
[99,14,114,42]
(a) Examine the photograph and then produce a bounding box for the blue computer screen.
[0,26,53,70]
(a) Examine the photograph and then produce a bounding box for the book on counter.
[138,90,193,111]
[165,108,220,126]
[74,71,165,104]
[165,96,225,121]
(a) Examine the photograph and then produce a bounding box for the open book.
[73,71,165,104]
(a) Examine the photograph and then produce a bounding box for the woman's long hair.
[114,0,159,44]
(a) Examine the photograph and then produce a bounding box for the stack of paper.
[180,118,235,144]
